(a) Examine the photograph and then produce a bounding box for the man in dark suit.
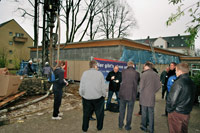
[105,65,122,110]
[118,61,140,131]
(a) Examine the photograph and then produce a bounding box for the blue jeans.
[106,91,120,109]
[118,99,135,130]
[141,106,154,133]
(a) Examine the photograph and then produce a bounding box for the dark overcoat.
[139,69,161,107]
[119,67,140,101]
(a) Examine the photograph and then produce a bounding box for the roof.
[163,35,190,48]
[134,35,190,48]
[30,38,186,56]
[0,19,13,27]
[180,56,200,61]
[133,36,157,45]
[0,19,33,41]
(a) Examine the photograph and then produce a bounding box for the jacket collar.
[177,73,189,79]
[143,68,153,73]
[127,66,135,70]
[90,68,96,70]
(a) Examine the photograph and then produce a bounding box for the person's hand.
[115,80,119,83]
[111,76,115,80]
[66,82,69,86]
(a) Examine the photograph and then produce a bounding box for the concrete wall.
[59,45,122,61]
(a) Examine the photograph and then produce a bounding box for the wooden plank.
[0,91,26,107]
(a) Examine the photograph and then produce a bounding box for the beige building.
[0,19,33,69]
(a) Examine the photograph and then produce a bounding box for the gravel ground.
[0,84,199,133]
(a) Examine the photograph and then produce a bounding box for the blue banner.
[94,57,127,79]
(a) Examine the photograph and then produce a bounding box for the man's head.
[61,61,65,69]
[89,60,97,69]
[113,65,119,73]
[144,62,154,71]
[127,61,134,67]
[45,62,49,65]
[166,66,170,72]
[29,60,33,65]
[169,62,177,71]
[176,63,189,77]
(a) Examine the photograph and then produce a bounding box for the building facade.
[30,38,186,80]
[0,19,33,69]
[134,35,195,56]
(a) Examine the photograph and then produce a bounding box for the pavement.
[0,89,200,133]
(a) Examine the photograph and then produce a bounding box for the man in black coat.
[105,65,122,110]
[167,63,196,133]
[162,62,176,116]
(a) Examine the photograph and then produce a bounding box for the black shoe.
[89,116,96,121]
[140,127,149,132]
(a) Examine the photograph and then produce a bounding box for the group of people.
[23,60,68,120]
[25,59,195,133]
[79,60,196,133]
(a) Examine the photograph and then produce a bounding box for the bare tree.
[97,0,137,39]
[60,0,113,42]
[13,0,39,48]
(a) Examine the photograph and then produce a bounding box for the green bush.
[191,71,200,103]
[0,56,7,68]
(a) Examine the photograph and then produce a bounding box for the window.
[20,33,24,37]
[15,33,24,37]
[9,41,13,45]
[15,33,20,37]
[9,50,13,54]
[9,32,13,36]
[181,37,184,39]
[9,60,12,64]
[160,45,163,48]
[172,38,174,40]
[171,44,174,47]
[181,44,184,46]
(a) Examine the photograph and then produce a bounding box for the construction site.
[0,0,200,133]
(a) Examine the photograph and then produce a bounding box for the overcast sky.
[0,0,199,49]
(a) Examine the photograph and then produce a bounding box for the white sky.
[0,0,199,49]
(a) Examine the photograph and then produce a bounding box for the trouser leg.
[106,91,114,109]
[115,91,120,105]
[119,99,126,128]
[125,100,134,130]
[141,106,148,130]
[148,107,154,133]
[53,88,62,117]
[82,98,93,132]
[168,112,190,133]
[162,86,167,99]
[94,97,105,131]
[165,91,169,115]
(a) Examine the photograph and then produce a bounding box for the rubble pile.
[19,78,51,96]
[3,83,82,123]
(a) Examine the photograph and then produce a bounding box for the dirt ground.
[0,83,200,133]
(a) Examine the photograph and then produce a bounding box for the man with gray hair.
[139,62,161,133]
[118,61,140,131]
[79,60,106,132]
